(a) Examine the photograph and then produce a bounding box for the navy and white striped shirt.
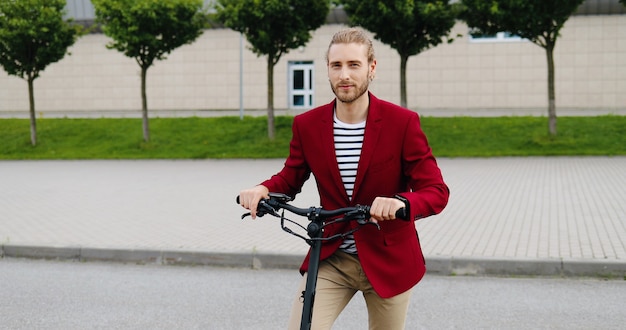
[334,113,365,254]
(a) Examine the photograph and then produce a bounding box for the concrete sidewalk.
[1,158,625,277]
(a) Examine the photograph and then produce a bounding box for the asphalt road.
[1,258,624,329]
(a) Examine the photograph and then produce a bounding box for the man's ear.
[369,59,377,80]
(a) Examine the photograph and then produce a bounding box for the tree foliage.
[460,0,584,136]
[339,0,458,108]
[215,0,330,140]
[93,0,206,142]
[0,0,81,146]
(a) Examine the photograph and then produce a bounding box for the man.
[238,27,449,329]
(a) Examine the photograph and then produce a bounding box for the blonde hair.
[326,27,375,64]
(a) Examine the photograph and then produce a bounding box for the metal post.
[239,33,244,120]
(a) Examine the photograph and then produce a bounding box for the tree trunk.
[27,76,37,146]
[266,56,275,140]
[141,66,150,142]
[400,54,408,108]
[545,44,557,136]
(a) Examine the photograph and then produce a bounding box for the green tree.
[0,0,81,146]
[339,0,457,108]
[92,0,206,142]
[215,0,330,140]
[460,0,584,136]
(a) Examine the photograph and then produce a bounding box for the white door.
[288,61,314,109]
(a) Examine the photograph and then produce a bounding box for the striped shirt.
[334,113,365,254]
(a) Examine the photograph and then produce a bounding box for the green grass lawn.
[1,115,624,159]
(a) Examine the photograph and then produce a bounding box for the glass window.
[469,30,523,43]
[288,61,314,109]
[293,95,305,106]
[293,70,304,90]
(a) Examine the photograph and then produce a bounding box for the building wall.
[1,14,625,117]
[405,14,626,113]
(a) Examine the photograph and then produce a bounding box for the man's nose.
[339,67,350,80]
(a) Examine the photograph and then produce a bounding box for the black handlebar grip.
[236,196,240,204]
[395,207,408,221]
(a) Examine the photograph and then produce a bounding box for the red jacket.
[261,93,449,298]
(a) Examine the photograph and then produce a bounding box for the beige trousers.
[287,251,412,330]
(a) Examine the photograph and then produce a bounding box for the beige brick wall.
[1,15,624,117]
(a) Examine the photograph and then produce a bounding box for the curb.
[2,244,625,278]
[1,244,304,269]
[425,256,626,278]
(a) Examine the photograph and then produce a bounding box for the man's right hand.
[238,185,270,219]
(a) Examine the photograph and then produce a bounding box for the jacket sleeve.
[260,116,311,199]
[396,112,449,221]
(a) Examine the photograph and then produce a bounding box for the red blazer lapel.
[352,93,383,203]
[318,100,350,203]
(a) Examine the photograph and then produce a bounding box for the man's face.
[327,43,375,104]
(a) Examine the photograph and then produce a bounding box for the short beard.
[331,80,369,104]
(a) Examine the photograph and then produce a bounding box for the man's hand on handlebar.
[369,197,406,223]
[238,185,270,219]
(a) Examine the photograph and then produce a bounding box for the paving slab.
[0,157,624,277]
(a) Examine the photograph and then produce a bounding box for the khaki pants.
[287,251,412,330]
